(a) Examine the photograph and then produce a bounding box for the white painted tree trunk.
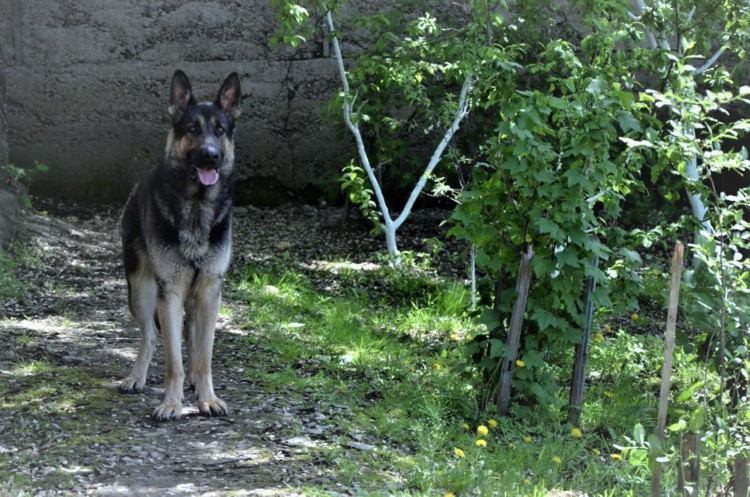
[630,0,719,249]
[325,11,472,265]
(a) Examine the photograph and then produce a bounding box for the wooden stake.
[496,245,534,414]
[735,456,749,497]
[651,241,685,497]
[677,432,700,496]
[568,258,599,426]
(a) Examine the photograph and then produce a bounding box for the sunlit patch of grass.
[231,256,675,495]
[11,359,54,376]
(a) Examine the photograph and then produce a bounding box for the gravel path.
[0,200,455,496]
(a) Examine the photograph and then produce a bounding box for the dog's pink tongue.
[197,168,219,186]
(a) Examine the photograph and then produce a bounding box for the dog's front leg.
[153,292,186,420]
[191,274,228,417]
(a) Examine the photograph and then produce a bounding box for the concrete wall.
[0,51,7,169]
[0,0,367,205]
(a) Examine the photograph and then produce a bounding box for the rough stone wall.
[0,0,369,205]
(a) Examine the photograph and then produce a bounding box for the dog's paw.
[152,402,183,421]
[118,376,145,394]
[197,397,228,417]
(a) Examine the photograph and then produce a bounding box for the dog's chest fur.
[178,199,215,260]
[152,178,231,268]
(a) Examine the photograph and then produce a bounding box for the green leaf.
[617,111,642,134]
[522,349,545,369]
[489,338,506,359]
[548,96,568,109]
[535,218,564,242]
[532,308,558,331]
[668,419,687,432]
[478,307,500,332]
[676,380,703,403]
[586,78,605,97]
[689,409,705,432]
[633,423,645,446]
[556,247,580,268]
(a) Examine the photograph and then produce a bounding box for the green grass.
[0,248,29,299]
[226,258,709,496]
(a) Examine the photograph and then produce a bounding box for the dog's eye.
[188,123,199,134]
[215,125,225,135]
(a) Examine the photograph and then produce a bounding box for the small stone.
[346,442,375,452]
[284,436,318,448]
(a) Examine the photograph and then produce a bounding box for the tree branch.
[694,46,727,75]
[325,10,393,231]
[393,73,473,230]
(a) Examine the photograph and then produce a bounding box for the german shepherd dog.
[118,70,240,420]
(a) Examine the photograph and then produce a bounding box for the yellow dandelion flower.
[476,439,487,447]
[461,423,470,431]
[524,436,532,443]
[571,427,583,438]
[433,393,440,399]
[515,359,526,368]
[593,448,601,455]
[454,448,466,458]
[611,453,623,461]
[552,456,562,464]
[488,419,498,429]
[604,391,614,398]
[444,494,456,497]
[434,363,442,370]
[509,443,516,450]
[604,324,612,333]
[477,425,489,437]
[449,333,459,341]
[593,333,604,343]
[524,479,532,485]
[631,313,639,321]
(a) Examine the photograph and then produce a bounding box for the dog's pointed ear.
[169,70,195,124]
[216,72,241,120]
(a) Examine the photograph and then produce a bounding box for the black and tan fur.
[119,70,240,420]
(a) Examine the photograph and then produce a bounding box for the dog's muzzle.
[195,145,222,186]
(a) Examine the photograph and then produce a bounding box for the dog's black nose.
[201,145,221,162]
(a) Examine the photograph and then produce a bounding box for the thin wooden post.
[677,432,700,496]
[651,241,685,497]
[568,258,599,426]
[496,245,534,414]
[735,456,749,497]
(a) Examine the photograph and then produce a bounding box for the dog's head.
[165,70,241,186]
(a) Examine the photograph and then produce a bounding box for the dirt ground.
[0,199,455,496]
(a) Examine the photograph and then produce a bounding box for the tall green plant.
[451,22,654,409]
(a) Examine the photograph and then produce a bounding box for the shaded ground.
[0,200,457,496]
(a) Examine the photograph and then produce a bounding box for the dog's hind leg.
[191,273,228,417]
[119,270,158,394]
